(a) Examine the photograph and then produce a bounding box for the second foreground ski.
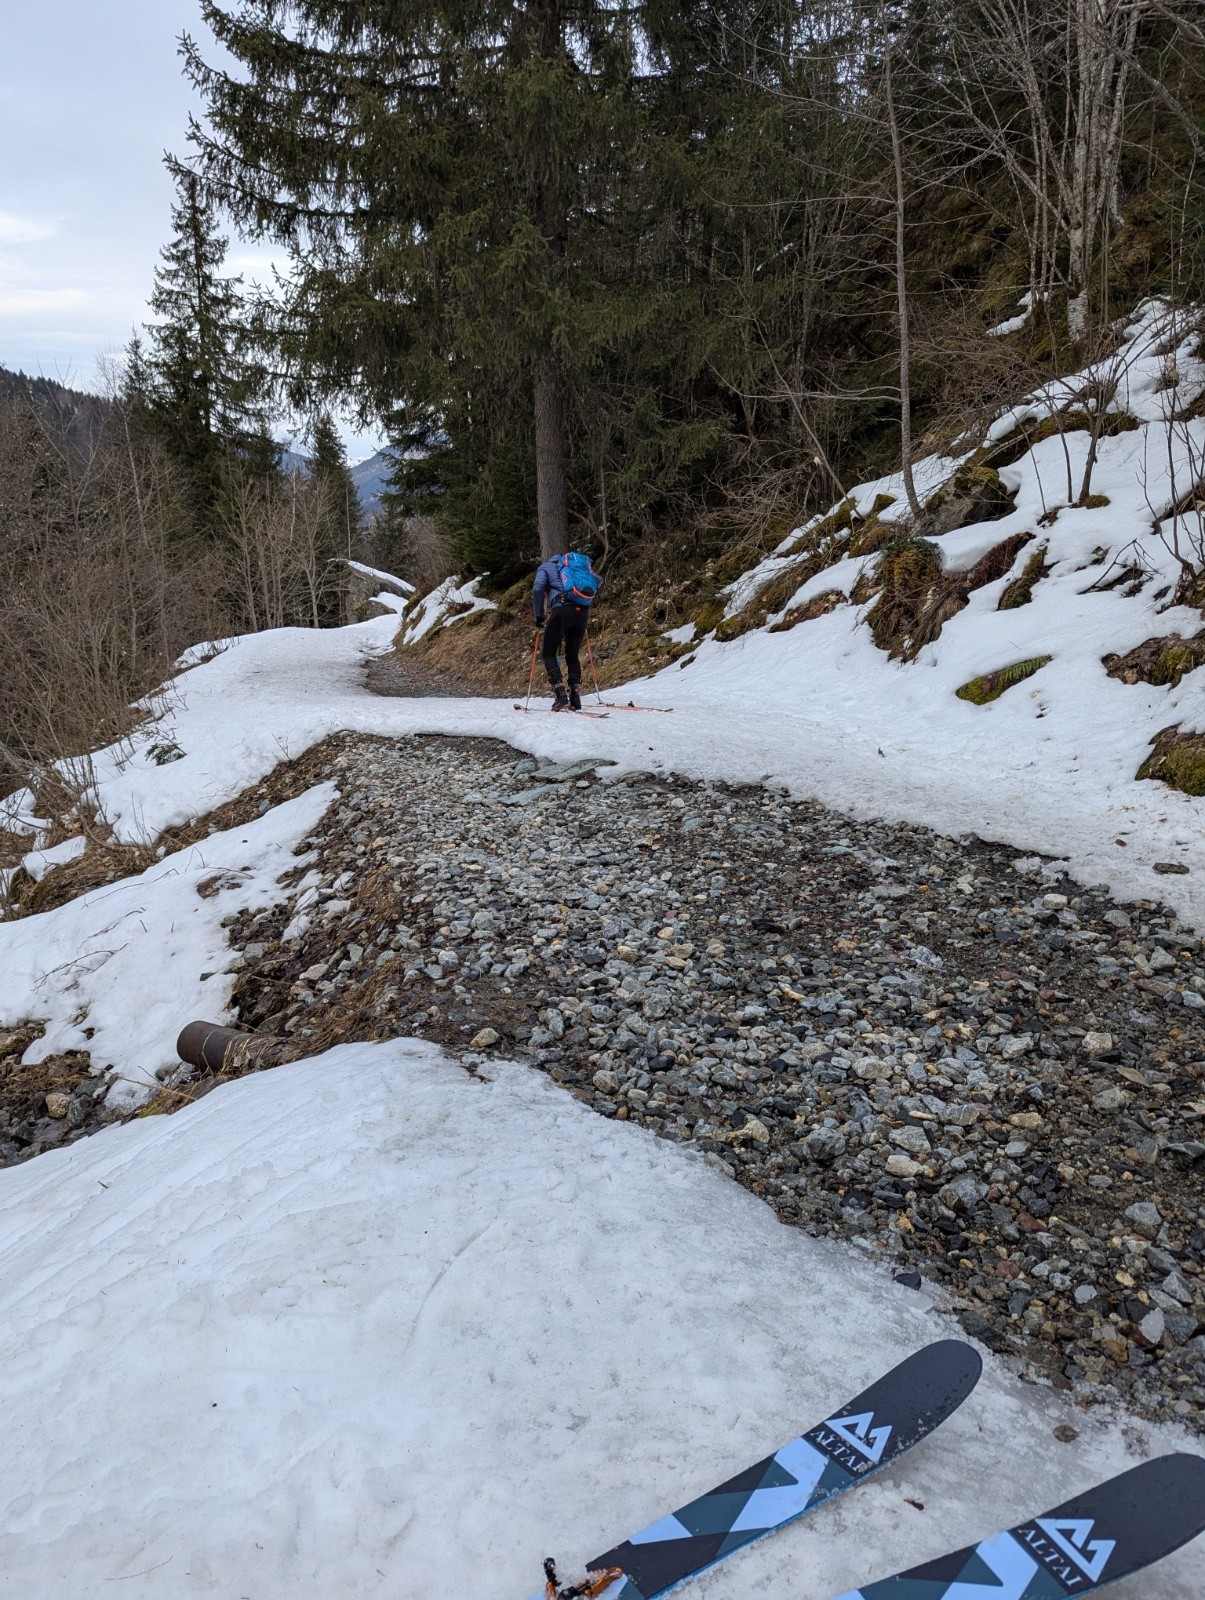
[828,1451,1205,1599]
[534,1339,982,1600]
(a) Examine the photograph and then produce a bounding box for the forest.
[2,0,1203,793]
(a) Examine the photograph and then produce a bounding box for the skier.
[532,549,602,711]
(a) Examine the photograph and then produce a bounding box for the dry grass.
[3,734,354,920]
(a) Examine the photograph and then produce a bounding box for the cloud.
[0,212,54,245]
[0,287,89,314]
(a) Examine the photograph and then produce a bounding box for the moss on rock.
[956,656,1052,705]
[1104,632,1205,688]
[768,589,847,633]
[917,462,1016,537]
[866,531,1033,660]
[998,543,1050,609]
[1138,727,1205,796]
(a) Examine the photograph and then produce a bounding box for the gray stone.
[939,1174,987,1211]
[1137,1308,1166,1346]
[890,1125,931,1157]
[1081,1030,1114,1056]
[885,1151,922,1179]
[1092,1086,1128,1111]
[1124,1201,1161,1237]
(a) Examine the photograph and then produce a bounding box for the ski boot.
[551,685,570,711]
[569,683,582,710]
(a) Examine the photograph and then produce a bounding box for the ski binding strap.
[543,1556,624,1599]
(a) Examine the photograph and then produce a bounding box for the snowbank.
[0,1040,1198,1598]
[399,573,498,644]
[344,557,415,595]
[0,786,333,1104]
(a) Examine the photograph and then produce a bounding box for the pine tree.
[183,0,646,560]
[142,166,268,512]
[308,410,361,561]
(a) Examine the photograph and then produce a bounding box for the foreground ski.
[533,1340,982,1600]
[830,1452,1205,1600]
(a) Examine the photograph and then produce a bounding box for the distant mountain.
[349,449,396,515]
[0,364,392,512]
[0,364,112,453]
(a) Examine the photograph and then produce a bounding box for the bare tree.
[880,2,922,516]
[935,0,1150,339]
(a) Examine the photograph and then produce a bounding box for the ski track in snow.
[0,1041,1199,1599]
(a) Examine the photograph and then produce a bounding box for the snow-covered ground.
[1,1040,1199,1599]
[0,787,333,1105]
[398,573,498,644]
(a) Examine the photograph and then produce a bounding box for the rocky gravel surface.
[211,733,1205,1431]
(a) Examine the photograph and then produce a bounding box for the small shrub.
[147,739,185,766]
[955,655,1052,704]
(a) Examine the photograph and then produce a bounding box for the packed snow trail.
[6,301,1202,924]
[0,1041,1199,1598]
[5,597,1204,933]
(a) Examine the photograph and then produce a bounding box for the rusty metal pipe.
[176,1021,287,1076]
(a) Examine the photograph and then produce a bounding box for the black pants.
[542,604,589,688]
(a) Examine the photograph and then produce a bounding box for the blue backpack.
[558,550,601,608]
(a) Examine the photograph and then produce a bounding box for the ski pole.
[585,627,602,705]
[525,627,541,711]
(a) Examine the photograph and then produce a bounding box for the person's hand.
[532,619,544,634]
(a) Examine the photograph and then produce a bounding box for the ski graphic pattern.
[830,1453,1205,1600]
[530,1341,982,1600]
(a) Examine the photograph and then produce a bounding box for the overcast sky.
[0,2,382,457]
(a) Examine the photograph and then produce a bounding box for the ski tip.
[1131,1451,1205,1506]
[897,1338,984,1387]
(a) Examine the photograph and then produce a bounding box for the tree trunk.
[882,7,922,519]
[534,360,568,558]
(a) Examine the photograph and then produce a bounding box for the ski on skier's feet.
[532,1340,982,1600]
[588,701,673,713]
[828,1451,1205,1599]
[512,704,610,718]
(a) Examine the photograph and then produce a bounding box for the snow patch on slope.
[0,785,333,1106]
[400,574,497,644]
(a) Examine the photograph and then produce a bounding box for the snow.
[0,786,333,1107]
[344,557,415,594]
[987,289,1036,339]
[0,1038,1199,1599]
[663,623,697,645]
[399,573,499,643]
[20,834,85,882]
[1,299,1204,1596]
